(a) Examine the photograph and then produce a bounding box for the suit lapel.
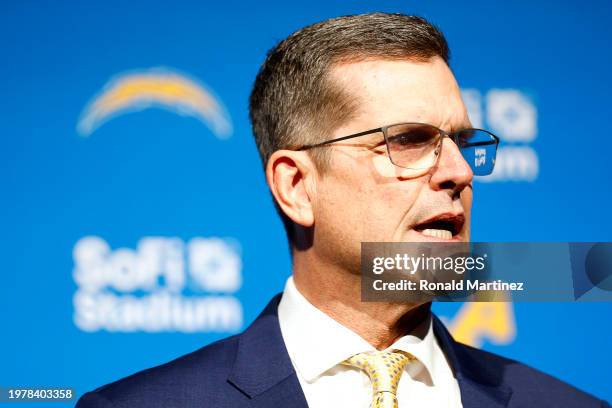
[432,316,513,408]
[227,294,309,408]
[228,294,513,408]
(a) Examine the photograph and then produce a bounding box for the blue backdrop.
[1,1,611,405]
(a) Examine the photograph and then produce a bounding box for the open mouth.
[412,214,465,240]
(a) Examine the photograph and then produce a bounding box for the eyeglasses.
[295,122,500,177]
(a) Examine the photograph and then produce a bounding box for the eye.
[388,128,437,147]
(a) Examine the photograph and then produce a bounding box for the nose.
[429,137,473,195]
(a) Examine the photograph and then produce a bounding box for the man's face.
[311,57,473,268]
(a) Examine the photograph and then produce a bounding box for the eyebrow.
[449,122,474,132]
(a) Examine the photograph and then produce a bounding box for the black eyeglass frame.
[295,122,500,171]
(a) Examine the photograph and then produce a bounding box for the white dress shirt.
[278,276,463,408]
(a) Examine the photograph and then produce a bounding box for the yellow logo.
[77,67,232,138]
[448,292,516,347]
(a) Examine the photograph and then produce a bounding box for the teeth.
[421,228,453,239]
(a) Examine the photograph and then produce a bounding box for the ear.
[266,150,316,228]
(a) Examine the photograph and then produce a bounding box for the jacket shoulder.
[456,342,608,407]
[76,334,245,408]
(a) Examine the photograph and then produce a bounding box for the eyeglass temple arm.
[459,140,499,148]
[296,127,384,151]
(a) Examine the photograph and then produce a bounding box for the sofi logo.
[462,88,539,182]
[72,236,242,333]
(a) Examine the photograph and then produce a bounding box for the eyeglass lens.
[385,123,497,176]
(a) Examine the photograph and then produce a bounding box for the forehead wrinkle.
[329,58,468,133]
[440,117,472,133]
[396,91,466,132]
[435,102,471,132]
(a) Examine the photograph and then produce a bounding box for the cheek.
[314,157,427,241]
[358,176,426,238]
[314,176,366,237]
[314,175,381,243]
[460,186,473,236]
[460,186,473,213]
[372,154,426,178]
[370,154,426,208]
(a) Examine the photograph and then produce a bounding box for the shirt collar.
[277,276,439,384]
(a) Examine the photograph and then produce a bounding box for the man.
[77,13,609,408]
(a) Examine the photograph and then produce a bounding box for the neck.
[292,251,431,350]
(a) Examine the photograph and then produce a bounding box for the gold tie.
[343,350,415,408]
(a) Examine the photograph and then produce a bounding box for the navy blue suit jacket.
[77,294,609,407]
